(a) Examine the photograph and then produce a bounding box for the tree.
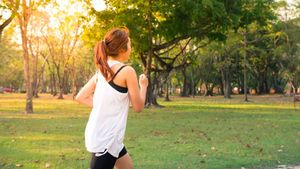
[236,0,278,101]
[28,10,49,98]
[42,14,82,99]
[84,0,266,105]
[279,1,300,95]
[16,0,49,114]
[212,33,242,98]
[17,0,34,114]
[0,33,23,89]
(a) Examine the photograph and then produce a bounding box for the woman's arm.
[75,74,97,108]
[125,66,148,113]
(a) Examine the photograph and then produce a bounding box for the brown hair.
[94,27,129,80]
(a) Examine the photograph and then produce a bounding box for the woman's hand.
[139,74,148,89]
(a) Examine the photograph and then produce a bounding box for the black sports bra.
[108,65,128,93]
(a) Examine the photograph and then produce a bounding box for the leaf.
[15,164,23,167]
[202,0,213,9]
[45,163,51,168]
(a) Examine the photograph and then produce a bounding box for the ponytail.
[94,41,114,80]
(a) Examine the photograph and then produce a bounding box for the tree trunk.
[40,65,47,93]
[18,0,33,114]
[63,70,69,94]
[222,70,231,98]
[165,80,171,101]
[205,83,214,96]
[38,60,46,93]
[243,34,248,102]
[144,0,161,107]
[151,69,164,107]
[219,76,224,95]
[32,50,39,98]
[58,87,64,99]
[224,77,231,99]
[71,54,77,99]
[263,77,269,94]
[257,74,269,94]
[190,71,195,97]
[56,65,65,99]
[50,73,57,96]
[287,81,296,96]
[273,75,283,94]
[58,73,65,99]
[181,67,189,97]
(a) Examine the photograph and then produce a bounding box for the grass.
[0,93,299,169]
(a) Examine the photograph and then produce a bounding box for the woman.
[75,27,148,169]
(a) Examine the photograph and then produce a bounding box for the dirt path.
[275,165,300,169]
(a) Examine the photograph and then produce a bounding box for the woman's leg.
[90,152,117,169]
[115,153,134,169]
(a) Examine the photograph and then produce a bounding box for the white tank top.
[84,60,130,158]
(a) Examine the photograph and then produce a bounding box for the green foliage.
[84,0,276,53]
[236,0,278,28]
[0,36,23,89]
[274,16,300,87]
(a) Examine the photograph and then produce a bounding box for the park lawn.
[0,94,299,169]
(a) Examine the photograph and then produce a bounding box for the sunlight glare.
[91,0,107,11]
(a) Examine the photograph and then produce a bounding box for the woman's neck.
[107,56,124,63]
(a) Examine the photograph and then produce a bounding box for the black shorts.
[89,146,127,169]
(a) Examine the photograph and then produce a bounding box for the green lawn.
[0,94,299,169]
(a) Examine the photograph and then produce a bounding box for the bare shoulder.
[123,65,137,76]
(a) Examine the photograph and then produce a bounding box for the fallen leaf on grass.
[76,157,85,160]
[45,163,51,168]
[277,165,287,168]
[59,154,65,160]
[15,164,23,167]
[152,131,163,136]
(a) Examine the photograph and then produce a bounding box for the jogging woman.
[75,27,148,169]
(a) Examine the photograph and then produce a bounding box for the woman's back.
[85,60,130,158]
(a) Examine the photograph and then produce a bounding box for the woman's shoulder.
[122,65,136,75]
